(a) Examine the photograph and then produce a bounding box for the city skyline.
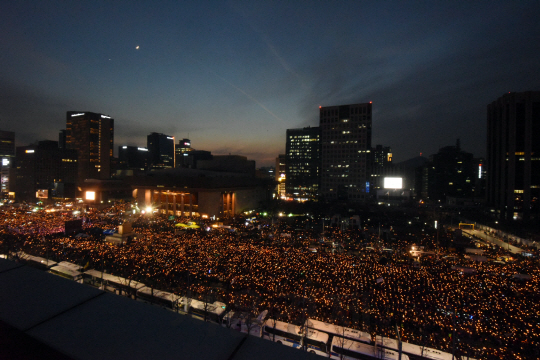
[1,1,540,167]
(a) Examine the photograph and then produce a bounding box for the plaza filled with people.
[1,202,539,359]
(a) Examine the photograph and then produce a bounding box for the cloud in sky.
[1,1,539,165]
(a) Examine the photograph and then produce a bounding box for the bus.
[136,286,180,310]
[185,298,227,323]
[49,265,83,282]
[330,337,409,360]
[18,252,57,270]
[307,318,372,344]
[57,261,84,272]
[376,336,453,360]
[221,310,267,336]
[83,269,145,297]
[262,320,328,356]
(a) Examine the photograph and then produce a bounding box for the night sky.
[1,1,539,166]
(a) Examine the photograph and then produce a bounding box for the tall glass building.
[487,91,540,220]
[285,127,320,201]
[66,111,114,183]
[147,132,175,170]
[319,103,372,202]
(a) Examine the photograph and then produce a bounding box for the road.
[464,229,524,255]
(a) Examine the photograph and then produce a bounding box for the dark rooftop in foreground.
[0,258,319,360]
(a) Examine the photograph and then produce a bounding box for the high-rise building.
[118,145,149,172]
[15,141,78,201]
[0,130,15,198]
[147,133,175,170]
[285,126,320,201]
[275,154,286,199]
[487,91,540,221]
[66,111,114,183]
[319,102,372,202]
[371,145,393,193]
[175,138,192,168]
[421,140,475,202]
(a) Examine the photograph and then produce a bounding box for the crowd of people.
[1,202,539,360]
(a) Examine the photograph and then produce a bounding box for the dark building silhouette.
[285,126,320,201]
[370,145,393,193]
[58,129,67,149]
[197,155,256,176]
[275,154,286,199]
[0,130,15,197]
[421,140,475,203]
[487,91,540,220]
[181,150,213,169]
[147,133,174,170]
[15,141,78,201]
[66,111,114,183]
[175,138,192,167]
[118,145,149,173]
[319,102,372,202]
[394,156,429,200]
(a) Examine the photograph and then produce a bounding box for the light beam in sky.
[210,71,284,123]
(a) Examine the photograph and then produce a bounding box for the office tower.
[422,140,475,202]
[175,138,193,168]
[147,133,175,170]
[319,102,372,202]
[66,111,114,183]
[275,154,286,199]
[487,91,540,221]
[371,145,393,192]
[0,130,15,197]
[15,141,78,201]
[118,145,149,171]
[285,126,320,201]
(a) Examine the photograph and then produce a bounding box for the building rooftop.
[0,258,319,360]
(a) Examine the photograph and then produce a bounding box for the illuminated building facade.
[81,168,273,217]
[66,111,114,183]
[487,91,540,220]
[319,103,372,202]
[0,130,15,198]
[147,132,174,170]
[285,127,320,201]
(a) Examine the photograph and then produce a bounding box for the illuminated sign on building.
[383,177,403,189]
[71,113,85,117]
[85,191,96,201]
[25,149,35,153]
[36,190,48,199]
[101,115,111,119]
[137,147,148,151]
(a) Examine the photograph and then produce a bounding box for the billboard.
[85,191,96,200]
[36,189,49,199]
[383,177,403,189]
